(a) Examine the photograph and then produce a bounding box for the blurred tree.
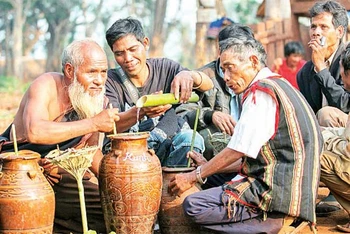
[0,0,46,79]
[149,0,168,57]
[35,0,80,72]
[224,0,262,24]
[0,1,14,76]
[34,0,108,72]
[82,0,104,37]
[122,0,183,58]
[0,0,34,79]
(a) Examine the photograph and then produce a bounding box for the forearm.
[200,147,243,179]
[116,107,143,133]
[316,70,350,113]
[191,71,214,92]
[24,118,98,144]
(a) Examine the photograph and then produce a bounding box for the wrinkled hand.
[139,90,172,118]
[170,71,194,103]
[168,171,197,196]
[308,37,327,72]
[212,111,236,135]
[91,108,120,132]
[187,151,207,167]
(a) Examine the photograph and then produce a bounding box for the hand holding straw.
[187,108,200,167]
[109,103,117,135]
[11,124,18,157]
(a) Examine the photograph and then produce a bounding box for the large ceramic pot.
[0,150,55,233]
[158,167,201,234]
[99,132,162,234]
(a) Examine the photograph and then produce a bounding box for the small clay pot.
[158,167,201,234]
[0,150,55,233]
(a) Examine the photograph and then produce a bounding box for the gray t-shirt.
[106,58,187,112]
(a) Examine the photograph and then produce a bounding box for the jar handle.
[27,171,37,179]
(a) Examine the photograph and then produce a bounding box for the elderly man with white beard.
[0,38,120,233]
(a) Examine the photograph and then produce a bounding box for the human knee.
[317,107,334,126]
[172,130,205,152]
[183,194,199,218]
[320,152,336,171]
[317,106,347,127]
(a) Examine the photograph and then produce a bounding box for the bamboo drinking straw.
[109,104,117,135]
[11,124,18,157]
[187,108,200,167]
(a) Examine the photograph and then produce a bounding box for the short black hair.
[219,37,267,67]
[341,43,350,75]
[284,41,305,57]
[309,0,348,37]
[218,24,255,42]
[106,17,145,50]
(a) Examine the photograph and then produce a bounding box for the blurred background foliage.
[0,0,262,88]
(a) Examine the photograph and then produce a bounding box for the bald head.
[61,39,107,74]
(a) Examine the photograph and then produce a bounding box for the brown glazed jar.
[0,150,55,233]
[99,132,162,234]
[158,167,201,234]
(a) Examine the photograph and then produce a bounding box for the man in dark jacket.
[297,0,349,217]
[297,0,349,121]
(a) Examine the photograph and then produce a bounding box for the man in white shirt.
[168,35,323,233]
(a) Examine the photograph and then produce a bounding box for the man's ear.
[65,63,74,79]
[336,25,345,39]
[249,55,259,69]
[143,37,150,50]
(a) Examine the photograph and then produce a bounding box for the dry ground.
[0,92,22,134]
[0,92,348,234]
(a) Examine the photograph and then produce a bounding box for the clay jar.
[99,132,162,234]
[158,167,201,234]
[0,150,55,233]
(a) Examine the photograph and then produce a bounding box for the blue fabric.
[149,129,204,167]
[207,17,234,39]
[230,93,240,122]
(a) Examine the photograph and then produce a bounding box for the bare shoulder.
[30,72,62,89]
[27,72,62,96]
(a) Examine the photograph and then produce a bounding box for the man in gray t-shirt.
[104,17,213,167]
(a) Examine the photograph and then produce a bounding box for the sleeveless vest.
[223,77,323,223]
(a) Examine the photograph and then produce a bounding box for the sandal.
[316,201,342,217]
[337,222,350,233]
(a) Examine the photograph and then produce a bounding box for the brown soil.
[0,92,22,133]
[0,92,347,234]
[314,187,348,234]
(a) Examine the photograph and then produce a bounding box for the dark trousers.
[183,186,285,234]
[51,171,105,234]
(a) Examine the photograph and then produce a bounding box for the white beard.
[68,74,105,119]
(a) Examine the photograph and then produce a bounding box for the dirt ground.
[314,187,348,234]
[0,92,348,234]
[0,92,22,134]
